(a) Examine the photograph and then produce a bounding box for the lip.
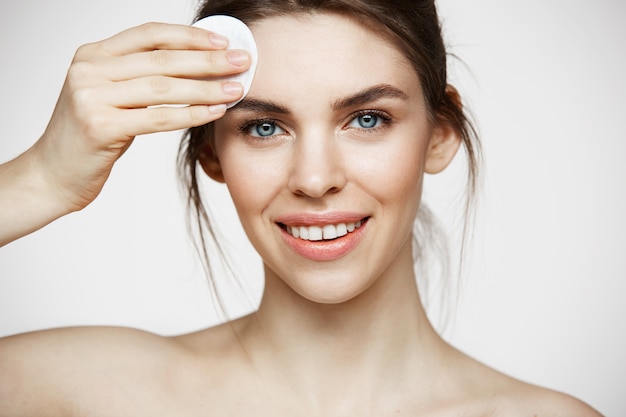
[275,212,367,227]
[276,213,369,262]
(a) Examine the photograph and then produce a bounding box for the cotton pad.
[193,15,258,108]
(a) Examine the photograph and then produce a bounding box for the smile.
[282,219,365,241]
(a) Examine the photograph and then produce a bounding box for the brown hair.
[178,0,480,322]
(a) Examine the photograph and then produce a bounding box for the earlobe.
[198,142,225,183]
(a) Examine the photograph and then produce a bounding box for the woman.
[0,0,603,415]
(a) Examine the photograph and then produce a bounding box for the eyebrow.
[231,98,289,114]
[332,84,409,111]
[231,83,409,114]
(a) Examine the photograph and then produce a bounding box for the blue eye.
[357,114,378,128]
[248,121,285,137]
[348,112,388,130]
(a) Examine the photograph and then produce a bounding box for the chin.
[283,270,378,306]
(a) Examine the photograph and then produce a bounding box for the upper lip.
[274,212,369,227]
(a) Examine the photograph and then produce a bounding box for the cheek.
[217,143,285,220]
[351,133,428,209]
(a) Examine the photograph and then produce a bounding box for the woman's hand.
[39,21,250,210]
[0,22,250,246]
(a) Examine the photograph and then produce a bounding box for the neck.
[237,241,449,411]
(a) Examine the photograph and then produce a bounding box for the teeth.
[308,226,323,241]
[322,224,337,240]
[287,220,364,241]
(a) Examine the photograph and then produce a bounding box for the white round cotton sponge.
[193,15,258,108]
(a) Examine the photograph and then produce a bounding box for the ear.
[424,86,463,174]
[198,141,225,183]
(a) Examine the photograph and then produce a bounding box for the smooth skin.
[0,14,601,417]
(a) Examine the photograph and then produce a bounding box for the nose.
[287,131,347,198]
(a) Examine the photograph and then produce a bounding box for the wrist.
[0,145,78,246]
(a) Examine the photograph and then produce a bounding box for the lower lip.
[279,220,368,262]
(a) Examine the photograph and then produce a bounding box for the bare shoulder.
[500,382,603,417]
[171,315,246,353]
[0,318,254,416]
[444,349,603,417]
[0,326,190,416]
[467,359,602,416]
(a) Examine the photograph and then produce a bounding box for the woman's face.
[207,13,456,304]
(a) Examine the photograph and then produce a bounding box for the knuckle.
[150,49,171,67]
[204,51,220,70]
[203,81,221,100]
[73,42,96,61]
[149,76,171,95]
[66,61,94,89]
[137,22,164,45]
[69,88,109,138]
[150,107,171,128]
[74,39,108,62]
[187,106,206,126]
[82,111,109,140]
[71,86,96,110]
[138,21,160,35]
[189,25,209,45]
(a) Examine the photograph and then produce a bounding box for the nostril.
[287,139,348,198]
[291,184,342,199]
[287,163,347,198]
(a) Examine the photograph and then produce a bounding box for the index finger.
[85,22,228,57]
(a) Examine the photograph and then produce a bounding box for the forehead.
[246,12,420,105]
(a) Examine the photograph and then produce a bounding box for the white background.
[0,0,624,414]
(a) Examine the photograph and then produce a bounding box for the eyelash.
[236,110,393,141]
[346,110,392,133]
[237,118,286,140]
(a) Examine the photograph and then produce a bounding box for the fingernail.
[227,50,250,67]
[222,82,243,96]
[209,33,228,48]
[208,104,227,114]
